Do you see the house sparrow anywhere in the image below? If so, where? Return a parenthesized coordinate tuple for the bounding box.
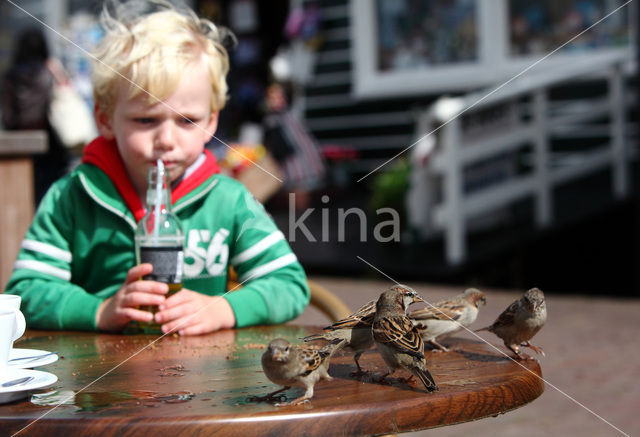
(256, 337, 346, 406)
(409, 288, 487, 352)
(372, 286, 438, 392)
(475, 287, 547, 360)
(302, 284, 424, 374)
(302, 299, 376, 374)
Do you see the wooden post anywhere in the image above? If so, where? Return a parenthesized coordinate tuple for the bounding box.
(533, 89, 551, 227)
(609, 63, 628, 198)
(0, 131, 47, 289)
(443, 119, 465, 265)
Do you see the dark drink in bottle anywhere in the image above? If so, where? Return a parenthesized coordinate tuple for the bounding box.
(129, 161, 184, 334)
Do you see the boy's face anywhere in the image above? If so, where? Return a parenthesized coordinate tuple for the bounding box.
(95, 59, 218, 197)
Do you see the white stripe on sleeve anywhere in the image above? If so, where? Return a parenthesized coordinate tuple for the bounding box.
(13, 259, 72, 281)
(238, 253, 298, 282)
(22, 239, 72, 263)
(230, 231, 285, 266)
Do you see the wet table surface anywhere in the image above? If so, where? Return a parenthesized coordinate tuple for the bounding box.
(2, 326, 544, 436)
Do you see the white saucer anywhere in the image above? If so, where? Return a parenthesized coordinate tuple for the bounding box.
(9, 348, 58, 369)
(0, 367, 58, 404)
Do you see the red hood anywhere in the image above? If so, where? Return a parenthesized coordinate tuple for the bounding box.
(82, 136, 220, 222)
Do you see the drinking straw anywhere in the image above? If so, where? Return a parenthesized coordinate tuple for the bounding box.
(153, 159, 164, 240)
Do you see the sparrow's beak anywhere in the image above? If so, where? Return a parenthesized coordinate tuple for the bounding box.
(271, 350, 283, 362)
(413, 294, 425, 304)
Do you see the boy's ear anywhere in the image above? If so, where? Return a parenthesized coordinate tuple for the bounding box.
(205, 111, 219, 140)
(94, 103, 115, 140)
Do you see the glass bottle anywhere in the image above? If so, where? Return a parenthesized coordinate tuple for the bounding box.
(130, 163, 184, 334)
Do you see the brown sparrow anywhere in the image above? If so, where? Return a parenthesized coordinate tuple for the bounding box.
(302, 299, 376, 374)
(409, 288, 487, 352)
(475, 287, 547, 360)
(372, 286, 438, 392)
(256, 337, 346, 406)
(302, 284, 424, 374)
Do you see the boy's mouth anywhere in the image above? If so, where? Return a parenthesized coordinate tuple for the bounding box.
(152, 160, 175, 168)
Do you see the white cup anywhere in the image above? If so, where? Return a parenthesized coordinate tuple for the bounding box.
(0, 295, 26, 368)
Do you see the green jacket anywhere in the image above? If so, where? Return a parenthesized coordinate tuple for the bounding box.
(6, 147, 309, 331)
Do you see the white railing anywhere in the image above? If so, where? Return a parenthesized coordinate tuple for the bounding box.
(408, 50, 635, 265)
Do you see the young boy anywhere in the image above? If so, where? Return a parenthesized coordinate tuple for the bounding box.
(4, 1, 309, 335)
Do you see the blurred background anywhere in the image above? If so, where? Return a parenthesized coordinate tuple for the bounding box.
(1, 2, 638, 435)
(0, 0, 638, 297)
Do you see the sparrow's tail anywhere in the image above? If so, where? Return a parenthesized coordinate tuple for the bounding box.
(414, 366, 438, 392)
(319, 338, 348, 359)
(301, 333, 328, 343)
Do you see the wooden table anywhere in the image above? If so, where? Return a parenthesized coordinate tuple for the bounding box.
(2, 326, 544, 436)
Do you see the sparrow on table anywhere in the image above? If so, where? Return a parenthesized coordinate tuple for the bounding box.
(372, 286, 438, 392)
(302, 299, 376, 374)
(256, 337, 346, 406)
(475, 287, 547, 360)
(303, 284, 424, 374)
(409, 288, 487, 352)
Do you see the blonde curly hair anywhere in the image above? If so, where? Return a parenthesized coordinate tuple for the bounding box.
(91, 0, 232, 115)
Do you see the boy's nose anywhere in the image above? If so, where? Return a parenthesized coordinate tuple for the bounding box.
(154, 122, 175, 150)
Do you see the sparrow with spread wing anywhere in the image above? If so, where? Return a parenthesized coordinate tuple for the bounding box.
(409, 288, 486, 352)
(475, 287, 546, 360)
(372, 286, 438, 392)
(302, 299, 376, 374)
(303, 284, 424, 374)
(255, 337, 346, 406)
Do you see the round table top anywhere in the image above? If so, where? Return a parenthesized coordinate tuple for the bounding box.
(2, 325, 544, 436)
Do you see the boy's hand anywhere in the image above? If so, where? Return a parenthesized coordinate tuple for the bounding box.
(154, 289, 236, 336)
(95, 263, 168, 332)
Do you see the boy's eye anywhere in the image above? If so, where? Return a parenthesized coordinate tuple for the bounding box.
(134, 118, 155, 124)
(181, 117, 196, 125)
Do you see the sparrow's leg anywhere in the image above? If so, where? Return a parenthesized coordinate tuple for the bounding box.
(522, 341, 545, 357)
(247, 386, 289, 403)
(397, 375, 416, 384)
(377, 369, 394, 383)
(506, 343, 525, 360)
(351, 351, 368, 375)
(277, 386, 313, 406)
(428, 340, 449, 352)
